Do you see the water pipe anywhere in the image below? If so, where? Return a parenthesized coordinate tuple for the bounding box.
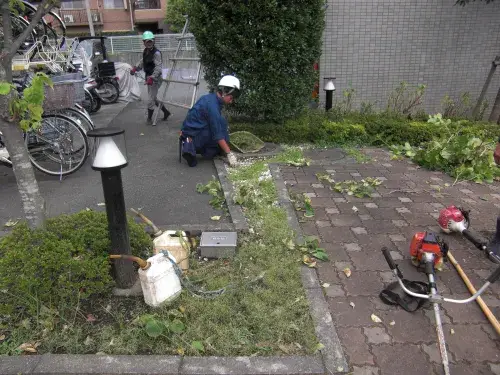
(109, 254, 151, 270)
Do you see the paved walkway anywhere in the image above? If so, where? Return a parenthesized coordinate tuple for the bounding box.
(284, 148, 500, 375)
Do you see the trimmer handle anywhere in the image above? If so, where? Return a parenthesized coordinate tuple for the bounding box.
(382, 247, 403, 278)
(462, 229, 486, 250)
(487, 266, 500, 283)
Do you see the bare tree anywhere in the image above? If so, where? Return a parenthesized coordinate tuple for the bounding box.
(0, 0, 57, 228)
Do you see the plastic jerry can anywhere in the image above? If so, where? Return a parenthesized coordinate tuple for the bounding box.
(153, 230, 190, 271)
(139, 252, 182, 307)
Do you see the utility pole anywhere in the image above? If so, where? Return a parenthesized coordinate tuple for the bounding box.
(85, 0, 95, 36)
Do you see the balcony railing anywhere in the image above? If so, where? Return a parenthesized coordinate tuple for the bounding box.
(134, 0, 161, 10)
(59, 9, 103, 26)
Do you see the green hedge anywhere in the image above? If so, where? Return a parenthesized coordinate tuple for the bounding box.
(0, 210, 152, 318)
(230, 110, 500, 147)
(189, 0, 325, 121)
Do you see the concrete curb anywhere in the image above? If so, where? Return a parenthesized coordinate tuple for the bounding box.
(269, 163, 349, 375)
(0, 162, 348, 375)
(213, 159, 249, 233)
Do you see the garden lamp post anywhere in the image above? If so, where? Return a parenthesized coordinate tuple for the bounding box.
(87, 127, 135, 289)
(324, 77, 336, 111)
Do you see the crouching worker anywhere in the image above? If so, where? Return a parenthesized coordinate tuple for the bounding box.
(180, 75, 240, 167)
(130, 31, 171, 125)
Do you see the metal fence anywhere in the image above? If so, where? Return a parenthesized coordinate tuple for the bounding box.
(103, 33, 198, 67)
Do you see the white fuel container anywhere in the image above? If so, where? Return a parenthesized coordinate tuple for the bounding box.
(139, 252, 182, 307)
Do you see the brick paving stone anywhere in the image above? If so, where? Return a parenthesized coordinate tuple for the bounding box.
(446, 363, 498, 375)
(396, 207, 411, 214)
(350, 366, 380, 375)
(344, 243, 361, 252)
(392, 219, 409, 227)
(317, 264, 340, 284)
(300, 222, 319, 237)
(304, 192, 316, 198)
(351, 227, 368, 235)
(331, 214, 362, 227)
(318, 226, 357, 243)
(359, 214, 373, 221)
(384, 309, 435, 343)
(324, 284, 346, 297)
(341, 271, 383, 296)
(398, 197, 413, 203)
(444, 324, 500, 363)
(348, 249, 392, 272)
(361, 220, 402, 234)
(363, 326, 391, 344)
(367, 207, 405, 220)
(337, 327, 375, 365)
(325, 207, 340, 214)
(333, 197, 347, 203)
(421, 342, 446, 364)
(491, 363, 500, 375)
(389, 234, 406, 242)
(310, 197, 336, 208)
(336, 202, 370, 214)
(295, 175, 318, 184)
(316, 220, 331, 228)
(329, 296, 377, 327)
(310, 208, 329, 221)
(322, 242, 351, 262)
(312, 183, 324, 188)
(443, 295, 491, 324)
(364, 202, 378, 208)
(371, 344, 432, 375)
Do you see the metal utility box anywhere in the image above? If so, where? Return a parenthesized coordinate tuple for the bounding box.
(199, 232, 237, 259)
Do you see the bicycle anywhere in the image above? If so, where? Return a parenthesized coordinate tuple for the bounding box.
(0, 74, 90, 177)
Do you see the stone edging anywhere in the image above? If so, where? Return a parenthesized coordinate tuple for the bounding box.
(0, 163, 348, 375)
(269, 163, 349, 375)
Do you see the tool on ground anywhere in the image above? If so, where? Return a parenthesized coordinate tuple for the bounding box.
(410, 231, 448, 271)
(382, 239, 500, 375)
(152, 16, 202, 126)
(446, 251, 500, 335)
(438, 205, 500, 263)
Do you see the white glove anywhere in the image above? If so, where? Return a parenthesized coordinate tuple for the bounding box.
(227, 152, 238, 166)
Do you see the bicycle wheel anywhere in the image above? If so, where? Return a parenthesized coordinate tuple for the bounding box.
(82, 89, 95, 114)
(26, 115, 88, 176)
(61, 107, 94, 133)
(97, 81, 119, 104)
(90, 90, 102, 113)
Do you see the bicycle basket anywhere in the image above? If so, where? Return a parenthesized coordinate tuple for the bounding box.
(43, 79, 85, 111)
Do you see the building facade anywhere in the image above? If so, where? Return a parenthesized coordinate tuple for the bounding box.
(50, 0, 167, 35)
(320, 0, 500, 117)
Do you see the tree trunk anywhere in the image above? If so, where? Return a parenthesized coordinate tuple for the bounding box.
(0, 1, 47, 228)
(489, 85, 500, 124)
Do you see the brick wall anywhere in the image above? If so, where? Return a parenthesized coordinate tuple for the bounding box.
(320, 0, 500, 117)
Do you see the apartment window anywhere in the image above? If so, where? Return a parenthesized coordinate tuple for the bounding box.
(61, 0, 85, 9)
(104, 0, 124, 8)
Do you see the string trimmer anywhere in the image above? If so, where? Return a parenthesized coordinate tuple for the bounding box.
(382, 232, 500, 375)
(438, 205, 500, 264)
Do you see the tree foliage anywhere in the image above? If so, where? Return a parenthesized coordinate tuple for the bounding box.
(188, 0, 325, 122)
(164, 0, 189, 32)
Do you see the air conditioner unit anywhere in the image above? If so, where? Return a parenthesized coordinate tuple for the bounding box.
(92, 13, 100, 22)
(63, 14, 74, 23)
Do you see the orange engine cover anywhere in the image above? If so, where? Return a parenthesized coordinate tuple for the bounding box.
(409, 232, 444, 270)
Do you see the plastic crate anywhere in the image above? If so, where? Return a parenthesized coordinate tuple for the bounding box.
(98, 62, 116, 77)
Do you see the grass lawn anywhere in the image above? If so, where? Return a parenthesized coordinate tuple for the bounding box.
(0, 148, 320, 357)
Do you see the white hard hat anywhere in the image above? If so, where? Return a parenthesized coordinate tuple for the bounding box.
(218, 75, 240, 91)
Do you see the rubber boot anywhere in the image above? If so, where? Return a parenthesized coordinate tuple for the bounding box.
(161, 105, 171, 121)
(147, 109, 154, 125)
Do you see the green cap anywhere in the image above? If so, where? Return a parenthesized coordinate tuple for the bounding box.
(142, 31, 154, 41)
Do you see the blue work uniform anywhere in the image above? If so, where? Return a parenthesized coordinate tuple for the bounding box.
(181, 93, 229, 159)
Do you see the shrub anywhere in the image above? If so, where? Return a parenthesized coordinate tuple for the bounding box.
(189, 0, 325, 121)
(0, 210, 152, 317)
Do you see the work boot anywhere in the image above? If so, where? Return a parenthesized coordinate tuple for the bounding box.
(161, 105, 171, 121)
(147, 109, 154, 125)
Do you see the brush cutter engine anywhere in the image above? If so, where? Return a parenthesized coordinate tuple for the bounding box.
(410, 232, 448, 271)
(438, 205, 470, 233)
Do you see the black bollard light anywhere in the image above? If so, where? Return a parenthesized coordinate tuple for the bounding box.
(324, 77, 336, 111)
(87, 127, 135, 289)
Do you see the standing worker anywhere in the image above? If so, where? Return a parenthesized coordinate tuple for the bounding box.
(130, 31, 171, 125)
(180, 75, 240, 167)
